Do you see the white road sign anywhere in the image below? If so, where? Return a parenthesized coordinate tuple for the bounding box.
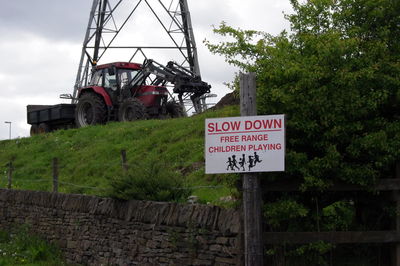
(205, 115, 285, 174)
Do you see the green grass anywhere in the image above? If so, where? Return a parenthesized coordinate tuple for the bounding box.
(0, 226, 66, 265)
(0, 106, 240, 205)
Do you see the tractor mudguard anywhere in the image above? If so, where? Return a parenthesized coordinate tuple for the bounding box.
(78, 86, 113, 106)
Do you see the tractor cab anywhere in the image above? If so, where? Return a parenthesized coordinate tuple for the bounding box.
(87, 62, 168, 111)
(90, 62, 141, 94)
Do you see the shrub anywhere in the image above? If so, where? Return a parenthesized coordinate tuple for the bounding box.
(108, 161, 191, 202)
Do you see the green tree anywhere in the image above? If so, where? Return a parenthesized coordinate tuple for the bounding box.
(206, 0, 400, 264)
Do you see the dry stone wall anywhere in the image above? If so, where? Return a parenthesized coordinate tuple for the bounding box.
(0, 189, 242, 265)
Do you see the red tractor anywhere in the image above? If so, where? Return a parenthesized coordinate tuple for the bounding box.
(27, 59, 211, 134)
(27, 0, 211, 135)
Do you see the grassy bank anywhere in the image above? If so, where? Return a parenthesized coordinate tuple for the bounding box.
(0, 106, 239, 204)
(0, 226, 66, 266)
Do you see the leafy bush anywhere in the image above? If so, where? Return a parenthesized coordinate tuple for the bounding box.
(264, 199, 308, 229)
(107, 161, 192, 202)
(321, 200, 355, 231)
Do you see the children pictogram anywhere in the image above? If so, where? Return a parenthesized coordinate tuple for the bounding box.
(253, 152, 262, 166)
(248, 155, 255, 171)
(231, 155, 240, 171)
(226, 156, 240, 171)
(226, 153, 263, 172)
(226, 157, 233, 171)
(238, 154, 246, 171)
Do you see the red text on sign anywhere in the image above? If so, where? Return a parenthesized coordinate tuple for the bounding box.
(220, 136, 239, 143)
(207, 121, 241, 133)
(207, 119, 282, 133)
(248, 143, 282, 151)
(208, 145, 246, 153)
(244, 119, 282, 130)
(241, 134, 268, 142)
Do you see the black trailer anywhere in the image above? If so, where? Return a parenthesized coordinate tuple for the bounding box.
(27, 104, 76, 135)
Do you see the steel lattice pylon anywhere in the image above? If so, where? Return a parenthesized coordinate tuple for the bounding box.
(72, 0, 205, 111)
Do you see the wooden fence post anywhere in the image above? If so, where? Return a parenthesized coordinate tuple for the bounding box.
(7, 162, 12, 189)
(240, 72, 264, 266)
(52, 158, 59, 193)
(121, 150, 128, 172)
(393, 162, 400, 266)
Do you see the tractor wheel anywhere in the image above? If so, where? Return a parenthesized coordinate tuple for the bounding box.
(118, 98, 146, 122)
(166, 101, 186, 118)
(75, 92, 107, 127)
(38, 123, 51, 134)
(30, 124, 39, 136)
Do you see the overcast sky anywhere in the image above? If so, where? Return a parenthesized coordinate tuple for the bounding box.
(0, 0, 293, 140)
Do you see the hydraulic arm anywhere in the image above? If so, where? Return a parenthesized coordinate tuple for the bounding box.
(130, 59, 211, 112)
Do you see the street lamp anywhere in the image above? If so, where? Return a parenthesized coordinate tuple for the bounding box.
(4, 121, 11, 140)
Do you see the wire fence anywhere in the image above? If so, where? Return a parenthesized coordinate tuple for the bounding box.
(2, 159, 108, 192)
(1, 150, 236, 204)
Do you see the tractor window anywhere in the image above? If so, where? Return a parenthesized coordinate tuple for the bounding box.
(118, 69, 139, 87)
(104, 71, 117, 91)
(91, 70, 103, 86)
